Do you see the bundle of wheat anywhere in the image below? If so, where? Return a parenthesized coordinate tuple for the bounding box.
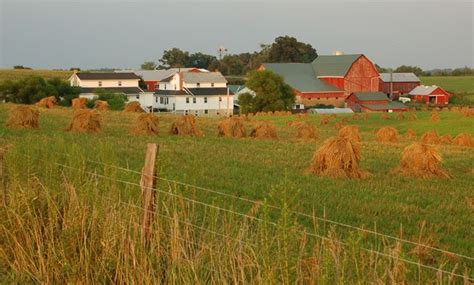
(297, 113, 309, 119)
(71, 98, 88, 109)
(338, 125, 360, 142)
(170, 115, 203, 137)
(274, 111, 292, 116)
(462, 108, 474, 117)
(320, 116, 330, 125)
(94, 100, 109, 111)
(395, 112, 404, 120)
(296, 122, 318, 140)
(363, 113, 369, 121)
(440, 134, 453, 144)
(250, 121, 277, 139)
(352, 113, 361, 120)
(124, 101, 145, 112)
(218, 117, 246, 138)
(376, 126, 399, 143)
(420, 131, 441, 145)
(408, 113, 418, 121)
(36, 96, 56, 108)
(306, 136, 369, 179)
(431, 111, 440, 122)
(287, 121, 304, 127)
(450, 106, 460, 113)
(405, 129, 417, 140)
(130, 113, 159, 135)
(452, 133, 474, 147)
(6, 105, 39, 129)
(67, 109, 101, 133)
(334, 122, 345, 130)
(393, 143, 449, 178)
(381, 113, 389, 120)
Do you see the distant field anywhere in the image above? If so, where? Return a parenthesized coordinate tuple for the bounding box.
(420, 76, 474, 94)
(0, 69, 73, 81)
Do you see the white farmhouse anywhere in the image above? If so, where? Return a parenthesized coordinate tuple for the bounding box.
(155, 71, 233, 116)
(69, 72, 144, 100)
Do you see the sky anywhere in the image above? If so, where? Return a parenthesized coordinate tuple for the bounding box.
(0, 0, 472, 70)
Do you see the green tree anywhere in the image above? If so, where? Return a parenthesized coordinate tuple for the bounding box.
(375, 64, 389, 73)
(244, 70, 295, 112)
(394, 65, 424, 76)
(187, 52, 218, 69)
(267, 36, 317, 63)
(237, 92, 255, 114)
(158, 48, 190, 68)
(141, 61, 157, 70)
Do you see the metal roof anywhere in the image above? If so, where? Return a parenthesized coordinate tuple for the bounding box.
(187, 87, 229, 96)
(380, 73, 420, 83)
(361, 101, 408, 110)
(312, 54, 362, 76)
(76, 72, 140, 80)
(116, 68, 209, 81)
(409, 85, 439, 96)
(80, 87, 143, 94)
(352, 92, 389, 101)
(262, 63, 343, 92)
(183, 72, 227, 84)
(311, 108, 354, 114)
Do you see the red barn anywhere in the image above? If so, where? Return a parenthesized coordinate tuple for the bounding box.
(408, 85, 451, 105)
(347, 92, 409, 112)
(379, 73, 421, 98)
(259, 54, 380, 108)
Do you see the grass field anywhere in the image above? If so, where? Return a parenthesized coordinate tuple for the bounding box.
(0, 69, 73, 81)
(0, 104, 473, 283)
(421, 76, 474, 103)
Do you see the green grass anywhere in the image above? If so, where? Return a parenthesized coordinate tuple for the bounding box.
(0, 69, 73, 81)
(420, 76, 474, 94)
(1, 105, 473, 282)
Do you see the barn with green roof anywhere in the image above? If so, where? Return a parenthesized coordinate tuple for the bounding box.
(258, 54, 381, 108)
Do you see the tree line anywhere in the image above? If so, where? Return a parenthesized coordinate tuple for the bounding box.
(376, 65, 474, 77)
(141, 36, 318, 76)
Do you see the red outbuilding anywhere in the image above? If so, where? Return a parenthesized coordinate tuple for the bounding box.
(346, 92, 409, 112)
(379, 73, 421, 98)
(408, 85, 451, 105)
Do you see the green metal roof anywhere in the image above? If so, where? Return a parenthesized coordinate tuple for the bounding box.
(388, 101, 408, 109)
(353, 92, 389, 101)
(312, 54, 362, 77)
(361, 101, 408, 110)
(262, 63, 343, 93)
(228, 85, 244, 94)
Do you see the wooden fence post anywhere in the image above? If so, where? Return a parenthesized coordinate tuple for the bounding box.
(141, 143, 159, 246)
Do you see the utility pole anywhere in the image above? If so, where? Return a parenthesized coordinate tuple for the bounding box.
(218, 46, 228, 60)
(389, 68, 393, 99)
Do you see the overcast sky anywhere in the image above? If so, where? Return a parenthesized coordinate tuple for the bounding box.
(0, 0, 472, 70)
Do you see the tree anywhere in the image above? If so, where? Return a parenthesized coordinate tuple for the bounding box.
(187, 52, 218, 69)
(267, 36, 317, 63)
(244, 70, 295, 113)
(237, 92, 255, 114)
(0, 76, 79, 105)
(158, 48, 190, 68)
(375, 64, 389, 73)
(141, 61, 157, 70)
(394, 65, 424, 76)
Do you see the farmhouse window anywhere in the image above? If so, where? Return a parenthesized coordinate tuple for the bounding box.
(219, 97, 222, 102)
(211, 83, 214, 87)
(186, 97, 189, 104)
(174, 84, 177, 90)
(193, 97, 196, 104)
(204, 109, 208, 114)
(196, 83, 201, 87)
(160, 97, 163, 104)
(204, 97, 207, 103)
(98, 81, 102, 87)
(118, 81, 122, 86)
